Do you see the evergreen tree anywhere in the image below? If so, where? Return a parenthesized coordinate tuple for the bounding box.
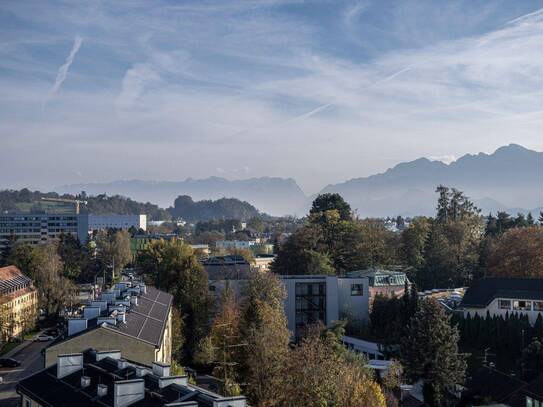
(401, 298, 466, 407)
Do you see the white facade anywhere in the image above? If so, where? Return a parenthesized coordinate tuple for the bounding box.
(463, 297, 543, 325)
(88, 214, 147, 231)
(215, 240, 255, 250)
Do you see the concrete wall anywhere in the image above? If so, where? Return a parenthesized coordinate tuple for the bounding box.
(88, 214, 147, 231)
(463, 297, 543, 325)
(337, 277, 370, 322)
(155, 307, 172, 364)
(45, 327, 157, 367)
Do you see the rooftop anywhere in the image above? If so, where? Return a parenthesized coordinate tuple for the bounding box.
(17, 349, 246, 407)
(0, 265, 34, 300)
(461, 277, 543, 308)
(63, 281, 173, 347)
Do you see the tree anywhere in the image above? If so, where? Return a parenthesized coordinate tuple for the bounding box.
(282, 323, 386, 407)
(137, 239, 212, 363)
(171, 307, 185, 363)
(309, 193, 352, 222)
(486, 227, 543, 278)
(96, 230, 132, 280)
(522, 338, 543, 381)
(57, 233, 84, 280)
(197, 285, 242, 396)
(401, 298, 466, 407)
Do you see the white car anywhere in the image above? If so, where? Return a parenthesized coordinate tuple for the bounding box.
(34, 334, 54, 342)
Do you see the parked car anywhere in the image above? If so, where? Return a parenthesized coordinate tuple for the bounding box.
(0, 358, 21, 368)
(44, 329, 59, 337)
(34, 334, 54, 342)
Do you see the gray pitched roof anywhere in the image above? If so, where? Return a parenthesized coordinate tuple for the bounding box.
(461, 277, 543, 308)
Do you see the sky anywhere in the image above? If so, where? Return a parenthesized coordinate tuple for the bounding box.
(2, 0, 543, 195)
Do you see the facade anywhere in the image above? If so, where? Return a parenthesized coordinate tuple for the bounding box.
(88, 214, 147, 232)
(202, 255, 252, 280)
(215, 240, 256, 250)
(208, 268, 407, 340)
(19, 348, 247, 407)
(45, 281, 173, 367)
(0, 212, 88, 250)
(461, 277, 543, 325)
(282, 270, 407, 339)
(253, 254, 275, 272)
(0, 265, 38, 341)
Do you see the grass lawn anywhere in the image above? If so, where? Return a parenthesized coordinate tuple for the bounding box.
(0, 342, 20, 356)
(24, 329, 40, 341)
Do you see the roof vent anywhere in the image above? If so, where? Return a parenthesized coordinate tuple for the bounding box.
(81, 376, 91, 388)
(117, 358, 128, 369)
(135, 366, 147, 377)
(97, 384, 108, 397)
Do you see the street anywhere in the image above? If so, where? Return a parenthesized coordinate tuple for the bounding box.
(0, 341, 49, 407)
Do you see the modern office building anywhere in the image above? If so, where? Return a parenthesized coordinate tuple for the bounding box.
(281, 269, 407, 339)
(0, 212, 88, 250)
(88, 214, 147, 232)
(461, 277, 543, 324)
(19, 348, 247, 407)
(45, 280, 173, 367)
(0, 265, 38, 341)
(208, 268, 408, 340)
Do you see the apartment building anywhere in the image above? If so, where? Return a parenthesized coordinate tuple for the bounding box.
(19, 349, 247, 407)
(0, 212, 88, 250)
(461, 277, 543, 324)
(45, 281, 173, 367)
(88, 214, 147, 232)
(0, 265, 38, 341)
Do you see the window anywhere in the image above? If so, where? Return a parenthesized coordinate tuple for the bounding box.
(513, 300, 531, 311)
(25, 399, 31, 407)
(499, 300, 511, 309)
(351, 284, 364, 296)
(534, 301, 543, 311)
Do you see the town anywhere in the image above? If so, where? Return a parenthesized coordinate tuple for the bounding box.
(0, 187, 542, 407)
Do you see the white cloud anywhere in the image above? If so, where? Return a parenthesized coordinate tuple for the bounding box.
(44, 35, 83, 105)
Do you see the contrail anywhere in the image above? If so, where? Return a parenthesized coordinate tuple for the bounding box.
(44, 35, 83, 105)
(506, 8, 543, 25)
(283, 103, 333, 124)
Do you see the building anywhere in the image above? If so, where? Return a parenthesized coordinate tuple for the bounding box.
(130, 234, 180, 260)
(88, 214, 147, 232)
(0, 265, 38, 341)
(215, 240, 255, 250)
(0, 212, 88, 250)
(281, 269, 407, 338)
(209, 268, 407, 340)
(190, 244, 210, 256)
(45, 281, 173, 367)
(202, 255, 251, 281)
(18, 348, 247, 407)
(461, 277, 543, 324)
(253, 254, 275, 272)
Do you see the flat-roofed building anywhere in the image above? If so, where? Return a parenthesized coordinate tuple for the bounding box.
(45, 282, 173, 367)
(0, 212, 88, 251)
(88, 214, 147, 231)
(0, 265, 38, 341)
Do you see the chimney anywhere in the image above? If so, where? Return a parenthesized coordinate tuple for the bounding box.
(158, 376, 188, 388)
(117, 312, 126, 324)
(114, 379, 145, 407)
(95, 350, 122, 362)
(97, 384, 108, 397)
(81, 376, 91, 388)
(135, 366, 148, 377)
(57, 353, 84, 379)
(152, 362, 170, 378)
(130, 296, 138, 306)
(117, 358, 128, 370)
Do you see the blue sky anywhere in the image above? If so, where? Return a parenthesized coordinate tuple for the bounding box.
(2, 0, 543, 194)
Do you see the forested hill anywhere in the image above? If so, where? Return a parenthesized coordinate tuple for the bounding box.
(0, 189, 170, 220)
(169, 195, 261, 222)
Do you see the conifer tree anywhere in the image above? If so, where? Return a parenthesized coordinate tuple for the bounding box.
(401, 298, 466, 407)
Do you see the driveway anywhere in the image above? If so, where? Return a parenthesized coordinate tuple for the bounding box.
(0, 340, 50, 406)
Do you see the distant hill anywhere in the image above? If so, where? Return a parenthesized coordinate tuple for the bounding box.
(169, 195, 260, 222)
(0, 189, 170, 220)
(320, 144, 543, 217)
(57, 177, 307, 216)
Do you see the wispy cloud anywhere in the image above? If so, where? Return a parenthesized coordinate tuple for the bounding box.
(44, 35, 83, 105)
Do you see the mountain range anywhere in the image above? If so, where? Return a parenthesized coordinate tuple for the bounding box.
(56, 144, 543, 217)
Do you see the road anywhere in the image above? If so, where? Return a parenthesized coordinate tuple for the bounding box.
(0, 340, 49, 407)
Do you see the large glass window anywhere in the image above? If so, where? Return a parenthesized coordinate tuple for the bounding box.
(513, 300, 531, 311)
(534, 301, 543, 311)
(295, 282, 326, 339)
(499, 300, 511, 310)
(351, 284, 364, 296)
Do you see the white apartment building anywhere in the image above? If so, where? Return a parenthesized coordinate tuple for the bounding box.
(215, 240, 255, 250)
(461, 277, 543, 325)
(88, 214, 147, 231)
